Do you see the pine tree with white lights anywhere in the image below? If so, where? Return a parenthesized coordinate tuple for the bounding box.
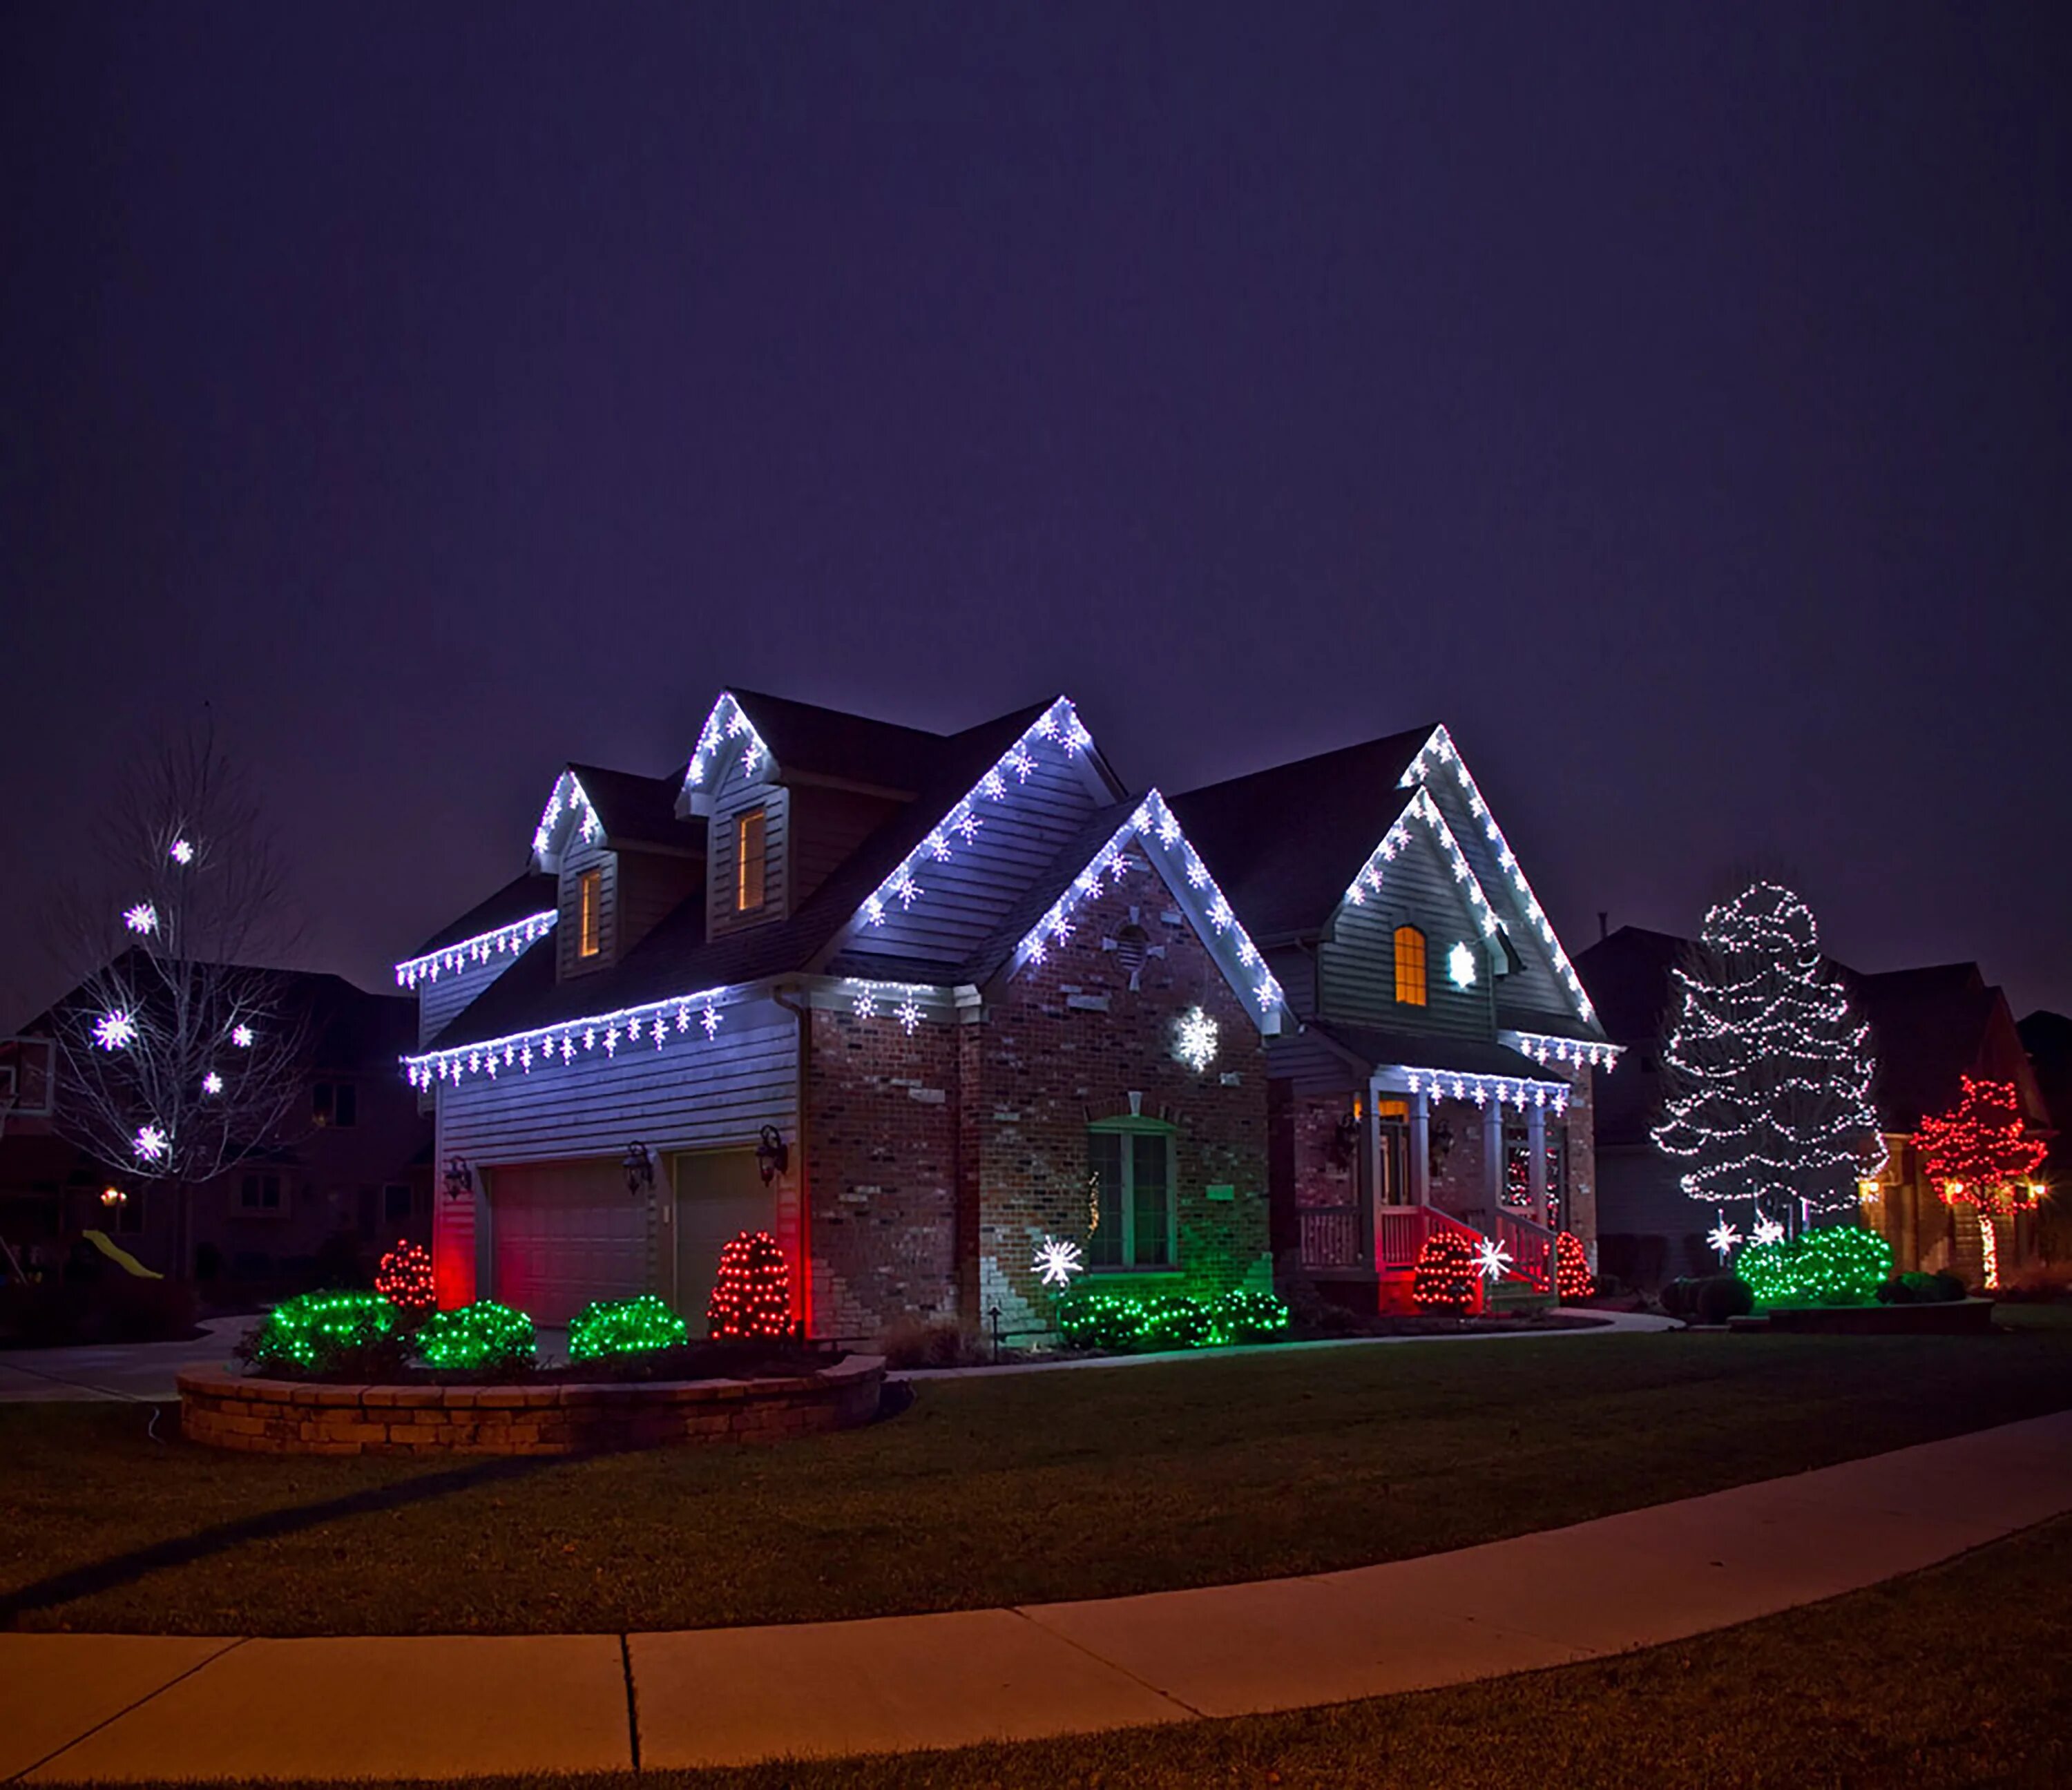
(1651, 881, 1884, 1236)
(45, 729, 307, 1277)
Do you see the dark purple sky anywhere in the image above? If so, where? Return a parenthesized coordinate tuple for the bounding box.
(5, 4, 2068, 1029)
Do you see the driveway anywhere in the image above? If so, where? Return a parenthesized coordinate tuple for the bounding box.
(0, 1317, 247, 1403)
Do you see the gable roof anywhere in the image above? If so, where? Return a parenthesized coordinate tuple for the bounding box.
(566, 764, 697, 853)
(726, 689, 943, 794)
(1305, 1021, 1571, 1088)
(1167, 728, 1434, 941)
(410, 871, 559, 959)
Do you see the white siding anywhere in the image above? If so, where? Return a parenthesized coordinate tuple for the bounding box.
(417, 945, 543, 1048)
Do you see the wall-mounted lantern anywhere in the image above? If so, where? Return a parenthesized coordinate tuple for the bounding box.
(442, 1156, 474, 1202)
(622, 1141, 656, 1199)
(755, 1124, 789, 1186)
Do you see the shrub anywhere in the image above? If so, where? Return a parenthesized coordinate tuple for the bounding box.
(414, 1300, 537, 1372)
(1411, 1229, 1480, 1314)
(1055, 1287, 1290, 1352)
(374, 1240, 436, 1317)
(1740, 1224, 1892, 1307)
(1695, 1275, 1754, 1325)
(706, 1231, 792, 1340)
(568, 1293, 688, 1359)
(879, 1317, 988, 1369)
(1553, 1231, 1594, 1301)
(1877, 1270, 1966, 1306)
(238, 1290, 405, 1377)
(1218, 1289, 1293, 1342)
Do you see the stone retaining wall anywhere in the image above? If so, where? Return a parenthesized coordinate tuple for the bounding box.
(177, 1356, 885, 1455)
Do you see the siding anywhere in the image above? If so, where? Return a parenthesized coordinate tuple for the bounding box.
(1315, 828, 1496, 1040)
(418, 945, 540, 1048)
(708, 769, 790, 938)
(1420, 774, 1577, 1022)
(556, 843, 618, 978)
(1265, 945, 1317, 1022)
(1265, 1028, 1366, 1095)
(843, 752, 1101, 970)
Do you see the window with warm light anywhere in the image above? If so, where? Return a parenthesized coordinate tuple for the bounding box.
(736, 809, 767, 912)
(1393, 925, 1428, 1005)
(578, 867, 602, 958)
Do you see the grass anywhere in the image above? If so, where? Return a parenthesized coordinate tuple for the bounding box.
(59, 1515, 2072, 1789)
(2, 1309, 2069, 1637)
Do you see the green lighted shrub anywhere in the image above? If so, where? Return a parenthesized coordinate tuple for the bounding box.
(568, 1293, 689, 1359)
(1056, 1288, 1291, 1353)
(414, 1300, 537, 1372)
(239, 1290, 403, 1376)
(1737, 1223, 1894, 1308)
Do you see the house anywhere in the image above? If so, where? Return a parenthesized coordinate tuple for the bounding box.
(1577, 925, 2053, 1288)
(406, 695, 1609, 1339)
(1170, 725, 1615, 1309)
(0, 973, 431, 1288)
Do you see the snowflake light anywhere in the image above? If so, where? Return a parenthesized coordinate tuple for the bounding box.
(1707, 1220, 1743, 1263)
(230, 1023, 255, 1048)
(894, 996, 923, 1034)
(124, 903, 159, 936)
(134, 1123, 169, 1162)
(1033, 1235, 1086, 1290)
(169, 838, 194, 865)
(93, 1010, 138, 1051)
(1752, 1216, 1787, 1247)
(1448, 941, 1477, 989)
(1474, 1238, 1513, 1282)
(1175, 1006, 1218, 1073)
(202, 1070, 224, 1095)
(700, 1002, 722, 1040)
(852, 986, 875, 1019)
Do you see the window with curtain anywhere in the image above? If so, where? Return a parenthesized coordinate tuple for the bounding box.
(1393, 925, 1427, 1005)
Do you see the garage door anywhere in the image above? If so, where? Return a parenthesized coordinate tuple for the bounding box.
(488, 1158, 649, 1327)
(671, 1149, 780, 1334)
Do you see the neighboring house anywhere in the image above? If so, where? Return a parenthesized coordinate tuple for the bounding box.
(0, 974, 431, 1287)
(1577, 927, 2053, 1288)
(407, 693, 1609, 1339)
(2013, 1009, 2072, 1266)
(1171, 726, 1615, 1309)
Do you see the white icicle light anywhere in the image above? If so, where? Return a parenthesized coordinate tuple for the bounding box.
(403, 985, 736, 1089)
(1502, 1030, 1622, 1072)
(395, 912, 558, 989)
(682, 692, 774, 796)
(1401, 1066, 1569, 1116)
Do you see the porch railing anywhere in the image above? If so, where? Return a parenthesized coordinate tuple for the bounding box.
(1298, 1205, 1363, 1270)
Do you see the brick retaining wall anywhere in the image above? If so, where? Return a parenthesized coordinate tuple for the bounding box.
(177, 1355, 885, 1455)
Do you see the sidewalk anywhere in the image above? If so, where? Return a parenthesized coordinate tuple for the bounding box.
(0, 1318, 249, 1405)
(5, 1409, 2067, 1782)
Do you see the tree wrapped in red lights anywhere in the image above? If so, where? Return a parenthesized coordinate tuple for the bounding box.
(1411, 1226, 1480, 1314)
(374, 1239, 436, 1317)
(706, 1229, 792, 1340)
(1916, 1077, 2047, 1290)
(1554, 1231, 1594, 1301)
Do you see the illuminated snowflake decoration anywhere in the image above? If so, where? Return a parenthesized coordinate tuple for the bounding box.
(701, 1003, 722, 1040)
(93, 1010, 138, 1052)
(1752, 1216, 1787, 1247)
(133, 1123, 169, 1162)
(123, 903, 159, 936)
(852, 986, 876, 1020)
(202, 1070, 224, 1095)
(954, 808, 982, 843)
(230, 1023, 255, 1048)
(1707, 1220, 1743, 1263)
(1033, 1235, 1086, 1289)
(894, 996, 924, 1034)
(1448, 941, 1477, 989)
(169, 838, 195, 865)
(1475, 1238, 1513, 1282)
(1175, 1006, 1218, 1073)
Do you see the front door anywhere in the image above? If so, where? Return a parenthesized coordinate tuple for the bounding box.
(670, 1148, 778, 1334)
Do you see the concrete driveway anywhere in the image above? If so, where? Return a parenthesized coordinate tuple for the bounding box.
(0, 1316, 248, 1403)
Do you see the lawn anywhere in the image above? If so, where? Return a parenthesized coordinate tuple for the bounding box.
(2, 1310, 2069, 1637)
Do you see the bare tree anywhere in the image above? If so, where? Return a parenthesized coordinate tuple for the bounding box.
(44, 726, 308, 1276)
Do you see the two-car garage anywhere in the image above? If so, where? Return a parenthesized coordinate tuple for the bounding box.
(483, 1151, 780, 1330)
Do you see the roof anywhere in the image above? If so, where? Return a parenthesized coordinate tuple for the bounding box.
(1303, 1021, 1570, 1086)
(1167, 727, 1435, 940)
(428, 700, 1053, 1050)
(412, 872, 559, 957)
(1573, 926, 1687, 1043)
(566, 764, 696, 852)
(949, 800, 1140, 990)
(728, 689, 946, 795)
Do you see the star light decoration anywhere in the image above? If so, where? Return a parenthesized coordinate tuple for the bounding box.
(1174, 1005, 1219, 1073)
(133, 1123, 169, 1162)
(168, 838, 194, 865)
(123, 903, 159, 936)
(1752, 1215, 1787, 1247)
(395, 912, 558, 989)
(1397, 726, 1596, 1026)
(93, 1010, 138, 1052)
(1474, 1237, 1514, 1282)
(1707, 1219, 1743, 1263)
(1033, 1234, 1086, 1290)
(202, 1070, 224, 1095)
(230, 1023, 255, 1048)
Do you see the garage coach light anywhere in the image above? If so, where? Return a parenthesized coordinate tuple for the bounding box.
(622, 1141, 656, 1199)
(442, 1157, 474, 1203)
(756, 1125, 789, 1187)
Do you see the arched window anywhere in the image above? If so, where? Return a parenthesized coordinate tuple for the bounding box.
(1393, 925, 1428, 1006)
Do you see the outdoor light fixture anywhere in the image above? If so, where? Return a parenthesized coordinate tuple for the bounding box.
(755, 1124, 789, 1186)
(100, 1186, 127, 1209)
(622, 1141, 656, 1199)
(442, 1156, 474, 1202)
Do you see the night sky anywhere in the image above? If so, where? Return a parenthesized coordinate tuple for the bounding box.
(4, 3, 2067, 1030)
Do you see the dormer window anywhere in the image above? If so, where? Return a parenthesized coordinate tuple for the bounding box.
(578, 868, 603, 958)
(1393, 925, 1427, 1006)
(736, 809, 767, 912)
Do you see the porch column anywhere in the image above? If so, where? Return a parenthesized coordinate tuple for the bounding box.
(1408, 1089, 1430, 1206)
(1481, 1096, 1504, 1227)
(1527, 1101, 1548, 1229)
(1363, 1078, 1384, 1267)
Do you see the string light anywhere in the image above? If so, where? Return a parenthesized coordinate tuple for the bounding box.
(1737, 1223, 1892, 1307)
(1056, 1288, 1288, 1351)
(530, 771, 604, 863)
(1502, 1031, 1622, 1072)
(706, 1231, 793, 1340)
(1412, 1229, 1481, 1313)
(569, 1293, 689, 1358)
(374, 1239, 437, 1313)
(682, 692, 774, 796)
(1652, 882, 1884, 1223)
(1916, 1077, 2045, 1291)
(1175, 1006, 1219, 1073)
(394, 912, 557, 989)
(1553, 1231, 1594, 1300)
(1033, 1235, 1086, 1289)
(403, 985, 733, 1088)
(414, 1300, 537, 1370)
(1397, 726, 1596, 1025)
(1401, 1067, 1569, 1115)
(124, 903, 158, 935)
(245, 1291, 400, 1371)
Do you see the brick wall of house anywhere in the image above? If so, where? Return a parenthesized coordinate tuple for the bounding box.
(970, 847, 1272, 1337)
(1560, 1061, 1598, 1260)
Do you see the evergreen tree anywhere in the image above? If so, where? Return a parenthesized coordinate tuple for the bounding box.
(1651, 881, 1883, 1235)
